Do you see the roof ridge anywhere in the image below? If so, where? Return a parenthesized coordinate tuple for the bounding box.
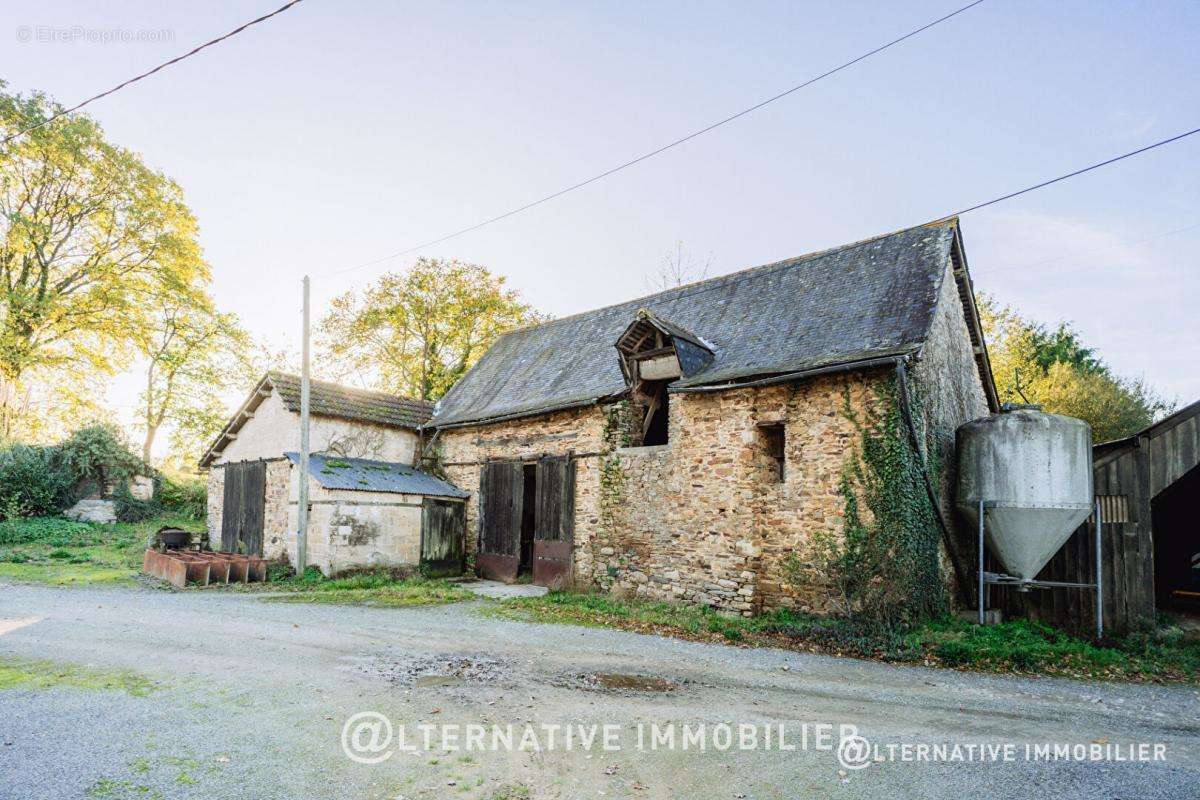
(499, 218, 959, 338)
(268, 371, 434, 407)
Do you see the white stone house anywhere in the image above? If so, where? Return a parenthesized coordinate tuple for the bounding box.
(200, 372, 467, 575)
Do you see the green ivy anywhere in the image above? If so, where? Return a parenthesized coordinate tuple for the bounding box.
(818, 379, 947, 634)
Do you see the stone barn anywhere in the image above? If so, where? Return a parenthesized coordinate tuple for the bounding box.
(428, 219, 999, 614)
(200, 372, 466, 575)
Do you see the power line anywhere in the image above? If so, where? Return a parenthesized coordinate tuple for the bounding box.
(323, 0, 988, 277)
(939, 125, 1200, 220)
(1, 0, 304, 146)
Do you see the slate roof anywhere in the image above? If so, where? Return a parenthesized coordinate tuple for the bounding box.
(433, 219, 973, 428)
(285, 453, 468, 498)
(268, 372, 433, 430)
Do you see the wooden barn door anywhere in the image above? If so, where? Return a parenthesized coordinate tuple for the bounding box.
(477, 461, 523, 581)
(220, 461, 266, 556)
(533, 455, 575, 588)
(421, 498, 464, 577)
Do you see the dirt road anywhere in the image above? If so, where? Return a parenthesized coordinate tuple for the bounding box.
(1, 583, 1197, 799)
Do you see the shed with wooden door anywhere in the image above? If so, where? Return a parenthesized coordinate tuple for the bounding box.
(997, 398, 1200, 634)
(285, 453, 467, 577)
(199, 372, 469, 576)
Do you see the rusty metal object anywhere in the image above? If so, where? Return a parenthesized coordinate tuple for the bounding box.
(476, 552, 519, 583)
(532, 539, 571, 588)
(142, 549, 267, 589)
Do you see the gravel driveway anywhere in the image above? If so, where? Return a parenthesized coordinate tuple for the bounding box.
(1, 583, 1197, 799)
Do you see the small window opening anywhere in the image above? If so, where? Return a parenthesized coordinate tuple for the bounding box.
(760, 424, 785, 482)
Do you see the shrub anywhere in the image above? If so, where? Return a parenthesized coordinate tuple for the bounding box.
(56, 425, 145, 490)
(157, 476, 206, 521)
(0, 445, 72, 518)
(113, 484, 161, 523)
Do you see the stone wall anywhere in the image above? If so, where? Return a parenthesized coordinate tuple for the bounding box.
(911, 258, 991, 594)
(440, 405, 608, 578)
(436, 259, 991, 617)
(438, 372, 889, 615)
(285, 475, 430, 576)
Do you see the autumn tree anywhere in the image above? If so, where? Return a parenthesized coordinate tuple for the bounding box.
(317, 258, 543, 401)
(979, 296, 1172, 442)
(137, 292, 253, 464)
(0, 84, 205, 438)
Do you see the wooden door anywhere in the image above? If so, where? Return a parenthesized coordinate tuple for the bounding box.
(477, 461, 523, 582)
(421, 498, 465, 577)
(533, 454, 575, 588)
(220, 460, 266, 556)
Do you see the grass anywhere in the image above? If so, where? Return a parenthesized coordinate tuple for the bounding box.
(0, 515, 200, 586)
(0, 654, 156, 696)
(486, 590, 1200, 683)
(257, 566, 474, 608)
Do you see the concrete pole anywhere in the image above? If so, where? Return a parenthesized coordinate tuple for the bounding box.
(296, 276, 311, 572)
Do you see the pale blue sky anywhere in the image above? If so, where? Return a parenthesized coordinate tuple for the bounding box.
(3, 1, 1198, 450)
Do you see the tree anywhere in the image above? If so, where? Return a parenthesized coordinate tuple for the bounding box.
(979, 295, 1173, 442)
(0, 84, 205, 438)
(137, 292, 253, 464)
(644, 241, 713, 292)
(317, 258, 543, 401)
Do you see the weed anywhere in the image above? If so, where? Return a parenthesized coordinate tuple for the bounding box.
(0, 655, 156, 696)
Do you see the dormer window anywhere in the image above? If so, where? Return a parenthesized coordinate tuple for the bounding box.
(614, 310, 714, 446)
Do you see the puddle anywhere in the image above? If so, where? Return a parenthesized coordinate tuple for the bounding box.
(357, 653, 507, 688)
(567, 672, 678, 693)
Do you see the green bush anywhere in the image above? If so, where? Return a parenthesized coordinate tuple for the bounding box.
(157, 477, 206, 521)
(56, 425, 145, 491)
(0, 444, 72, 518)
(112, 484, 161, 523)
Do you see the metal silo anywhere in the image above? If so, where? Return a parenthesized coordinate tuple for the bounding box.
(957, 406, 1103, 635)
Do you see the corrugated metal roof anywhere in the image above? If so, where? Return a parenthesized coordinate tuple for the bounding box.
(285, 453, 468, 498)
(432, 220, 959, 427)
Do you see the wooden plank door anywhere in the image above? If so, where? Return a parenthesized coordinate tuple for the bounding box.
(533, 454, 575, 588)
(220, 460, 266, 556)
(477, 461, 523, 582)
(421, 498, 464, 577)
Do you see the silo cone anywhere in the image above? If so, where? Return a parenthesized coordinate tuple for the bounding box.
(957, 407, 1093, 581)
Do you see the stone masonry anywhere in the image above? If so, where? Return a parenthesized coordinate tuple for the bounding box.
(438, 259, 988, 616)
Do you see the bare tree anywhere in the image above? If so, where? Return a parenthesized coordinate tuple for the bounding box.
(645, 241, 713, 292)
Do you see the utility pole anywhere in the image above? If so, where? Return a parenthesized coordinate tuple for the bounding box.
(296, 275, 311, 572)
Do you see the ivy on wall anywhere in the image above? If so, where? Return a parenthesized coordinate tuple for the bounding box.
(802, 379, 948, 632)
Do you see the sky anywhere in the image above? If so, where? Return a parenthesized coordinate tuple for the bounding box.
(2, 0, 1198, 457)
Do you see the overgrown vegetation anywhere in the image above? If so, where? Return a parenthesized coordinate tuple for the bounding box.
(0, 423, 206, 524)
(785, 381, 947, 642)
(488, 590, 1200, 683)
(0, 654, 156, 695)
(250, 565, 473, 608)
(0, 515, 199, 585)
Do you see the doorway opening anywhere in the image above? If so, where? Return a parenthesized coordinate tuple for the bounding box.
(519, 463, 537, 577)
(1152, 462, 1200, 612)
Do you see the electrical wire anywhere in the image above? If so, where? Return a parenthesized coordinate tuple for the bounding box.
(937, 126, 1200, 220)
(1, 0, 305, 146)
(322, 0, 989, 277)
